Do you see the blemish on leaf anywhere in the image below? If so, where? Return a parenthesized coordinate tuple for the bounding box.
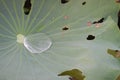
(61, 0, 70, 4)
(82, 1, 86, 5)
(69, 77, 77, 80)
(116, 75, 120, 80)
(95, 23, 101, 28)
(116, 0, 120, 3)
(23, 0, 32, 15)
(58, 69, 85, 80)
(64, 15, 69, 19)
(87, 21, 92, 26)
(117, 10, 120, 29)
(92, 18, 105, 24)
(62, 26, 69, 31)
(107, 49, 120, 58)
(87, 35, 95, 40)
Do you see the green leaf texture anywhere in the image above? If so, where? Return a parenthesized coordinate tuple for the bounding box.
(0, 0, 120, 80)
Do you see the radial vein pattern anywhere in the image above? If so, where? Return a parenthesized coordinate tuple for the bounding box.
(0, 0, 120, 80)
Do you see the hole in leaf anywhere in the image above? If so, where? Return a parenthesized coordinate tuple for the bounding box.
(117, 10, 120, 29)
(23, 0, 32, 15)
(62, 27, 69, 31)
(61, 0, 70, 4)
(82, 1, 86, 5)
(87, 35, 95, 40)
(92, 18, 105, 24)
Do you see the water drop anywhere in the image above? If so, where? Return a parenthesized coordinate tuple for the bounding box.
(24, 33, 52, 53)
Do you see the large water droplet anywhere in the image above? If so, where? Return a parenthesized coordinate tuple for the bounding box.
(24, 33, 52, 53)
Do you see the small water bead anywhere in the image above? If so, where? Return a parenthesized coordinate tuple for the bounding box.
(24, 33, 52, 53)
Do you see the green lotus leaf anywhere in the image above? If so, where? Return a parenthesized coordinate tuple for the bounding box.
(0, 0, 120, 80)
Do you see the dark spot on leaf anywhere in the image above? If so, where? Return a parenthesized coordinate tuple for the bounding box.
(61, 0, 69, 4)
(92, 21, 97, 24)
(58, 69, 85, 80)
(116, 0, 120, 3)
(98, 18, 104, 23)
(87, 35, 95, 40)
(107, 49, 120, 58)
(82, 1, 86, 5)
(62, 27, 69, 30)
(117, 10, 120, 29)
(92, 18, 105, 24)
(115, 50, 119, 52)
(23, 0, 32, 15)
